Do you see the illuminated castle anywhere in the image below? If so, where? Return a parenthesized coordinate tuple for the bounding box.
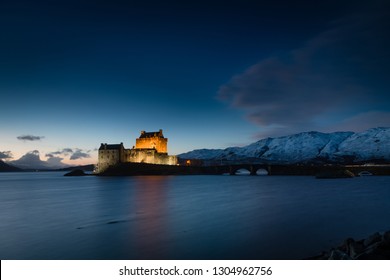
(96, 129, 177, 173)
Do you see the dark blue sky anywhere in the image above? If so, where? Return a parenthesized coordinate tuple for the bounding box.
(1, 0, 389, 165)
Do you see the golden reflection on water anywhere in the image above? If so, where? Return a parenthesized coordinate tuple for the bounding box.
(132, 176, 171, 258)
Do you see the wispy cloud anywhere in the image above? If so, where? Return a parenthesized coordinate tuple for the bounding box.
(70, 149, 91, 160)
(46, 148, 91, 160)
(327, 111, 390, 133)
(17, 135, 45, 141)
(0, 151, 13, 160)
(46, 148, 74, 158)
(218, 11, 390, 137)
(46, 156, 66, 167)
(62, 148, 74, 154)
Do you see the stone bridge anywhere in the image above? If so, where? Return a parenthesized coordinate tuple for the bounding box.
(211, 163, 390, 176)
(214, 164, 272, 175)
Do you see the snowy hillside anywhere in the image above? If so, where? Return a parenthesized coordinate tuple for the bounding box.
(336, 127, 390, 162)
(179, 127, 390, 164)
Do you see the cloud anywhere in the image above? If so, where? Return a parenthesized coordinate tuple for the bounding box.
(70, 149, 91, 160)
(0, 151, 13, 160)
(62, 148, 74, 154)
(326, 111, 390, 133)
(218, 11, 390, 137)
(46, 156, 67, 167)
(17, 135, 45, 141)
(46, 148, 74, 158)
(46, 147, 91, 161)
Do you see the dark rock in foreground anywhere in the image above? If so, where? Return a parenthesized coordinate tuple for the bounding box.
(308, 231, 390, 259)
(64, 169, 87, 176)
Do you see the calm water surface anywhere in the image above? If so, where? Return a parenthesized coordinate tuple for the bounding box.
(0, 172, 389, 259)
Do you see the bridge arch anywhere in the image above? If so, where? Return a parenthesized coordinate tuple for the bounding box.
(234, 168, 251, 175)
(255, 168, 269, 175)
(228, 164, 271, 175)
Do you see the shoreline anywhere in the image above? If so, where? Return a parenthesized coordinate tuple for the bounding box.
(93, 162, 390, 176)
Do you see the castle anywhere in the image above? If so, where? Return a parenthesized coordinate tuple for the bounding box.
(96, 129, 177, 173)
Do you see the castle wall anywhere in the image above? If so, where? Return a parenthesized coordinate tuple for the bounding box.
(125, 149, 177, 165)
(135, 137, 167, 153)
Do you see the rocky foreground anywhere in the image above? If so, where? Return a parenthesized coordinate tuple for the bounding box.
(309, 231, 390, 259)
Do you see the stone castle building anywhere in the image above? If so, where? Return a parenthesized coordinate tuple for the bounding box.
(96, 129, 177, 173)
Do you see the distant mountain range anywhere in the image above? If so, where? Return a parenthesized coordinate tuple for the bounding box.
(0, 160, 94, 172)
(179, 127, 390, 164)
(0, 160, 21, 172)
(8, 151, 69, 170)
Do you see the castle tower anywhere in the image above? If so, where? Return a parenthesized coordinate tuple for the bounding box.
(135, 129, 168, 154)
(97, 142, 125, 173)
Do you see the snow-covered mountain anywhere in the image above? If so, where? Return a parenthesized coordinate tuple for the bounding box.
(179, 127, 390, 164)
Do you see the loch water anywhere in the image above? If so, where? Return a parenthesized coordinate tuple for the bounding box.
(0, 172, 389, 260)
